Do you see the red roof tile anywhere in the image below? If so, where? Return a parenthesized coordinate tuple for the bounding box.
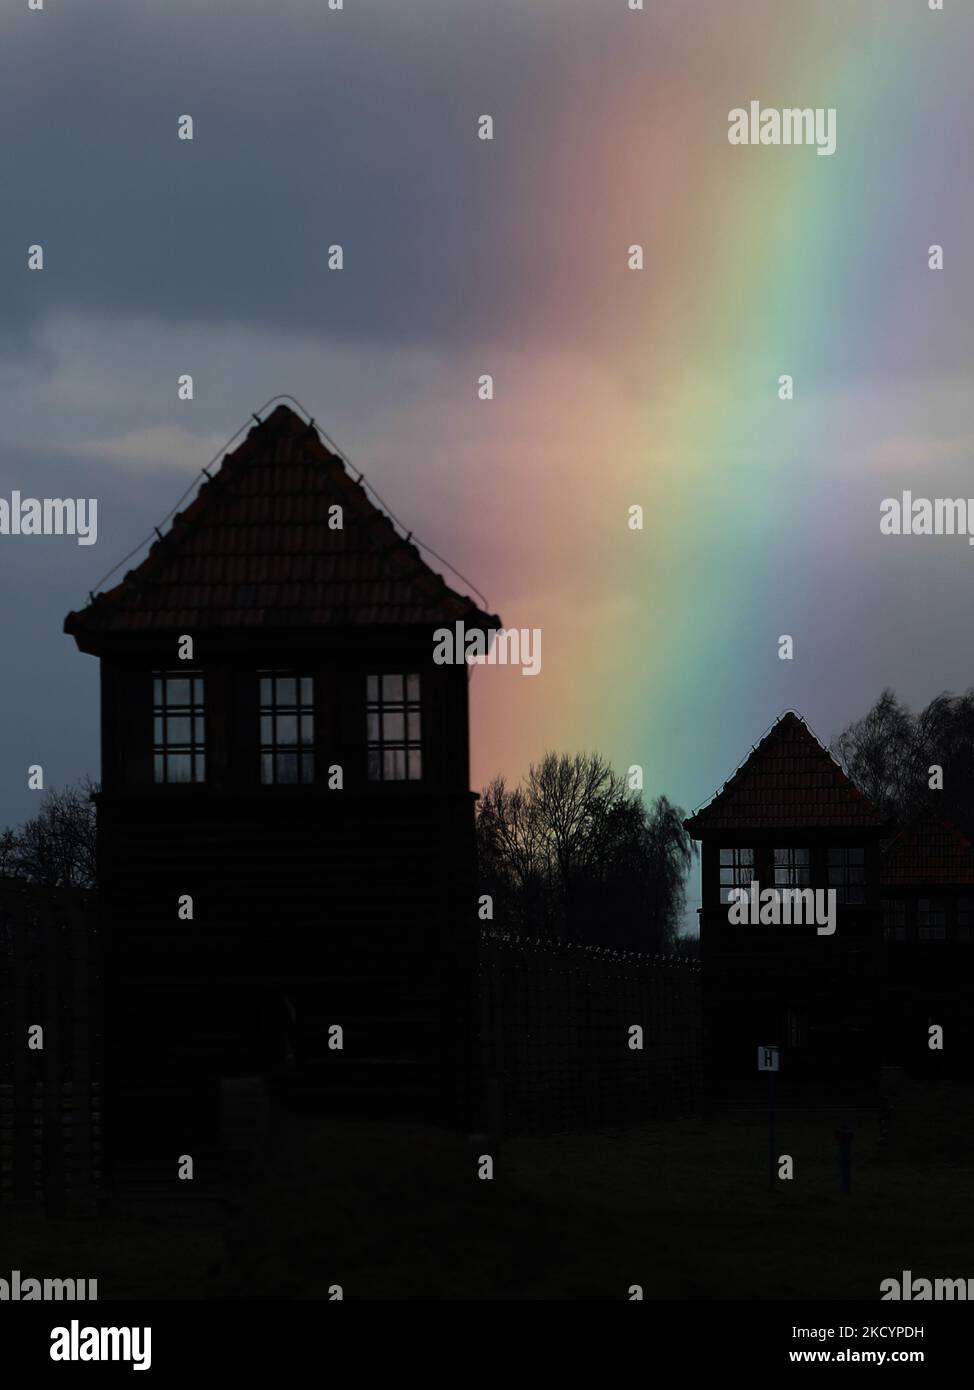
(684, 712, 887, 834)
(881, 811, 974, 885)
(65, 405, 498, 637)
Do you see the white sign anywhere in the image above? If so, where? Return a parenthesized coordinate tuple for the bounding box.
(757, 1045, 779, 1072)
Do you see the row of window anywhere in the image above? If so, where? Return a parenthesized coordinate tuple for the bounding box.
(152, 671, 423, 784)
(718, 847, 865, 904)
(882, 898, 973, 942)
(718, 850, 973, 939)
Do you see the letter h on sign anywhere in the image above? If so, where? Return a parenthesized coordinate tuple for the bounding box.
(757, 1045, 779, 1072)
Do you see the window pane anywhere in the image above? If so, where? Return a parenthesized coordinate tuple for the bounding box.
(384, 748, 404, 780)
(154, 754, 165, 783)
(300, 677, 313, 705)
(277, 753, 298, 784)
(408, 749, 422, 780)
(277, 677, 297, 705)
(383, 711, 404, 741)
(167, 679, 191, 706)
(406, 674, 420, 701)
(407, 711, 421, 741)
(193, 753, 205, 782)
(367, 675, 378, 702)
(277, 714, 298, 745)
(849, 848, 864, 863)
(168, 754, 191, 783)
(261, 753, 275, 785)
(153, 678, 162, 704)
(260, 677, 272, 705)
(300, 714, 314, 745)
(154, 717, 164, 744)
(367, 712, 380, 742)
(166, 716, 191, 744)
(382, 674, 403, 701)
(719, 849, 733, 865)
(261, 716, 273, 745)
(300, 755, 315, 784)
(194, 716, 205, 744)
(367, 749, 382, 781)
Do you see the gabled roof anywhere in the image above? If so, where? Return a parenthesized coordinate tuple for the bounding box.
(881, 809, 974, 886)
(65, 404, 498, 640)
(684, 712, 887, 835)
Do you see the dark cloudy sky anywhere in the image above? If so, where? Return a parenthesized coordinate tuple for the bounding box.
(1, 0, 972, 852)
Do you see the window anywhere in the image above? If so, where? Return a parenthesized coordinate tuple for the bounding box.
(774, 848, 810, 888)
(918, 898, 946, 941)
(882, 898, 907, 942)
(260, 673, 314, 784)
(827, 846, 865, 904)
(785, 1008, 802, 1048)
(153, 673, 205, 783)
(719, 847, 754, 904)
(957, 898, 974, 942)
(367, 674, 421, 781)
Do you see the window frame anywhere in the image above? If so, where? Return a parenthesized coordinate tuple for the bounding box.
(366, 673, 422, 782)
(153, 671, 206, 785)
(718, 847, 755, 905)
(827, 846, 866, 905)
(258, 671, 315, 786)
(917, 897, 947, 941)
(773, 847, 811, 889)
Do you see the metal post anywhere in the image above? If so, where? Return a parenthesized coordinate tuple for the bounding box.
(768, 1066, 776, 1190)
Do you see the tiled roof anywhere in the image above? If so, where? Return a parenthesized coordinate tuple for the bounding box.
(881, 811, 974, 885)
(65, 404, 498, 636)
(684, 712, 887, 835)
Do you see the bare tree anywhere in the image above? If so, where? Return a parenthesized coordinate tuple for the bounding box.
(5, 779, 98, 891)
(0, 828, 19, 879)
(833, 689, 974, 836)
(477, 752, 695, 952)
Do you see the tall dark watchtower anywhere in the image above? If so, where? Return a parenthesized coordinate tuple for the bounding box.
(65, 404, 499, 1160)
(685, 712, 889, 1103)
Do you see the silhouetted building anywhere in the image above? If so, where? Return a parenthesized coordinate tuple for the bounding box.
(879, 808, 974, 1075)
(686, 712, 888, 1101)
(64, 404, 499, 1161)
(686, 712, 974, 1099)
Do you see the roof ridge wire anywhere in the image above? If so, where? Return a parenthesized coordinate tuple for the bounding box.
(687, 713, 787, 819)
(84, 393, 493, 615)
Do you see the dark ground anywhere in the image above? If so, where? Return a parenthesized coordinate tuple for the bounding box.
(4, 1080, 972, 1299)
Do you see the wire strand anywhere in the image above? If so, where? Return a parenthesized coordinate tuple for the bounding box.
(86, 393, 493, 613)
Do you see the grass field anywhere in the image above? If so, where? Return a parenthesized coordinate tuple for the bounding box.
(4, 1079, 973, 1299)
